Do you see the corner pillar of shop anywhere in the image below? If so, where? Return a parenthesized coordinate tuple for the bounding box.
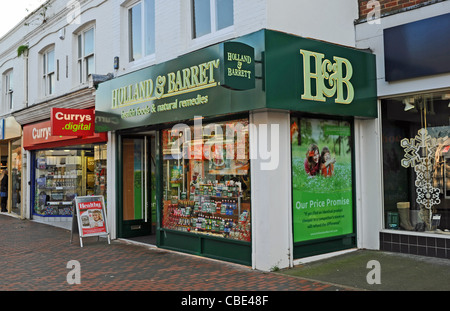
(250, 110, 293, 271)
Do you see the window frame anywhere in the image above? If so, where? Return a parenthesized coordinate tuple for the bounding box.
(128, 0, 156, 63)
(160, 116, 252, 242)
(290, 114, 356, 244)
(77, 26, 95, 84)
(42, 47, 56, 96)
(191, 0, 234, 40)
(4, 69, 13, 111)
(380, 91, 450, 233)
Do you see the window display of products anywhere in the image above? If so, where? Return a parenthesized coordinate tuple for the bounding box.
(11, 139, 22, 216)
(161, 118, 251, 241)
(382, 91, 450, 233)
(33, 145, 107, 217)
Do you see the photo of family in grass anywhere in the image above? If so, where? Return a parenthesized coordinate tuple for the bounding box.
(303, 144, 336, 177)
(291, 117, 354, 243)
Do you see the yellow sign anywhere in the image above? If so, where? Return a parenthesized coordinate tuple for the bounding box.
(300, 49, 354, 104)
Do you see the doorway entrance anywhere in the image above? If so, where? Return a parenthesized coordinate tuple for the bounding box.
(119, 133, 157, 243)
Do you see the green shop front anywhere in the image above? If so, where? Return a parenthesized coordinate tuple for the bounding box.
(95, 29, 376, 269)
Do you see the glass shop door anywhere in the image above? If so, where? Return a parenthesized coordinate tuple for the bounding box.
(119, 135, 154, 238)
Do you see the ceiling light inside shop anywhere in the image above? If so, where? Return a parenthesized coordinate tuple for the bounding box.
(403, 98, 416, 112)
(442, 94, 450, 107)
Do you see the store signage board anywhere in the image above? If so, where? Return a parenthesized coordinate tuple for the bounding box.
(94, 31, 265, 132)
(221, 42, 255, 90)
(384, 12, 450, 81)
(23, 120, 69, 146)
(94, 30, 377, 132)
(51, 108, 95, 137)
(0, 119, 4, 140)
(71, 195, 110, 247)
(23, 120, 107, 150)
(264, 30, 377, 118)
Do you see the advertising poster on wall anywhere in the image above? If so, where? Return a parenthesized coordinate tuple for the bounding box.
(291, 117, 354, 243)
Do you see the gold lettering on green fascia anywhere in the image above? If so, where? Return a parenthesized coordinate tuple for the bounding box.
(226, 52, 252, 80)
(112, 79, 154, 109)
(167, 59, 220, 94)
(112, 59, 220, 109)
(227, 68, 252, 79)
(300, 49, 354, 105)
(120, 94, 209, 119)
(227, 52, 252, 64)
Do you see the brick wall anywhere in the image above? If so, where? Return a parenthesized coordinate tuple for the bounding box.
(358, 0, 446, 21)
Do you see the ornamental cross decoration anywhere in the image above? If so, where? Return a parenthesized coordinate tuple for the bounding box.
(400, 128, 440, 210)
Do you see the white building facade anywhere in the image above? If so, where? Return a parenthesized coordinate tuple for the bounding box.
(0, 0, 421, 271)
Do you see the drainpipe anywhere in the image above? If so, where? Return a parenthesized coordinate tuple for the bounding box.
(23, 47, 29, 108)
(21, 46, 29, 219)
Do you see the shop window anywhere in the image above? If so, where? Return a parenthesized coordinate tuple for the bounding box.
(77, 27, 95, 83)
(42, 48, 55, 96)
(0, 141, 8, 213)
(382, 91, 450, 234)
(3, 69, 13, 110)
(161, 118, 251, 241)
(11, 138, 22, 216)
(192, 0, 234, 39)
(291, 117, 354, 243)
(33, 145, 107, 217)
(128, 0, 155, 62)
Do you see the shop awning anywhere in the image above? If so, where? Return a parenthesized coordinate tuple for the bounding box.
(0, 116, 22, 141)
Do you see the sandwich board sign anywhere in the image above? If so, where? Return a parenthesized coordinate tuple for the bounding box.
(71, 195, 110, 247)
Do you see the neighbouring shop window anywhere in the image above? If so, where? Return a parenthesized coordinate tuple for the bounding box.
(128, 0, 155, 61)
(34, 145, 107, 217)
(162, 118, 251, 241)
(11, 138, 22, 216)
(192, 0, 234, 39)
(291, 117, 354, 243)
(94, 144, 107, 201)
(0, 142, 8, 213)
(382, 91, 450, 234)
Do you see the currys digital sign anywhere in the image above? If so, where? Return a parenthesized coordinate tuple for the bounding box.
(51, 108, 95, 137)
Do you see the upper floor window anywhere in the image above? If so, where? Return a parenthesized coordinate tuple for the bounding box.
(77, 27, 95, 83)
(42, 48, 55, 96)
(128, 0, 155, 62)
(3, 70, 13, 110)
(192, 0, 233, 39)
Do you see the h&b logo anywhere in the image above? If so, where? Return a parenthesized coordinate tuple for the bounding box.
(300, 49, 354, 105)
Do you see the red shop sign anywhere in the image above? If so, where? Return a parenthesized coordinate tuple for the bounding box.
(51, 108, 95, 137)
(23, 120, 107, 150)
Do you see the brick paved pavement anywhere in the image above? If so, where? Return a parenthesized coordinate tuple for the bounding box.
(0, 215, 354, 294)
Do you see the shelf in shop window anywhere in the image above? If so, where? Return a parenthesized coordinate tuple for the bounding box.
(38, 186, 77, 190)
(45, 175, 80, 179)
(38, 164, 80, 168)
(208, 195, 241, 199)
(47, 201, 73, 205)
(193, 211, 238, 218)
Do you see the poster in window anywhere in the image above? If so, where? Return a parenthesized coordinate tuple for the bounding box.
(291, 118, 354, 243)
